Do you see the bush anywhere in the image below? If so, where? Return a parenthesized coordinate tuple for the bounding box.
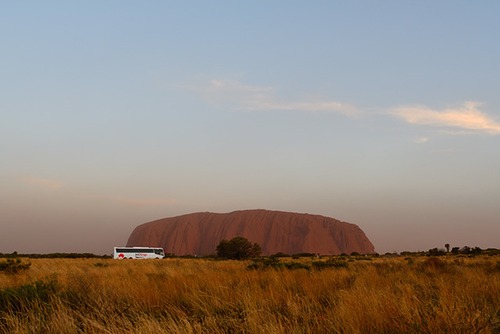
(0, 277, 58, 313)
(0, 258, 31, 274)
(427, 248, 446, 256)
(271, 252, 289, 258)
(291, 252, 317, 258)
(283, 262, 311, 271)
(247, 257, 280, 270)
(312, 258, 348, 270)
(216, 237, 262, 260)
(247, 257, 310, 271)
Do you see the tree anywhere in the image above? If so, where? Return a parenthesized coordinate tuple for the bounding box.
(216, 236, 262, 260)
(428, 248, 446, 256)
(445, 243, 450, 253)
(460, 246, 471, 254)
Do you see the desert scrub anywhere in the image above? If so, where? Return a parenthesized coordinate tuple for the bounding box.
(0, 256, 497, 333)
(311, 257, 348, 270)
(0, 277, 58, 312)
(247, 257, 311, 270)
(0, 258, 31, 274)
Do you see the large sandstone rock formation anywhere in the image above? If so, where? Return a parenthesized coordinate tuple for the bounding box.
(126, 209, 375, 256)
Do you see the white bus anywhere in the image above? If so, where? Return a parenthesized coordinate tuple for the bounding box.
(113, 247, 165, 259)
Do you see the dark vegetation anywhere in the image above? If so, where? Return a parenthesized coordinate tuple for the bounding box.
(1, 243, 498, 260)
(216, 236, 262, 260)
(396, 246, 499, 257)
(0, 258, 31, 274)
(247, 256, 349, 271)
(0, 277, 58, 314)
(0, 252, 110, 259)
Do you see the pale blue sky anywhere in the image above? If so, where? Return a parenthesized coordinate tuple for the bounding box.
(1, 2, 499, 254)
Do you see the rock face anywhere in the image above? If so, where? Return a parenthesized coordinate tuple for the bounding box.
(126, 209, 375, 256)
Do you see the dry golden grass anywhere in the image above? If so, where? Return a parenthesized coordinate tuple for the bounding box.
(0, 255, 498, 333)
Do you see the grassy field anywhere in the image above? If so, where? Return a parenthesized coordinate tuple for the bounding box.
(0, 255, 498, 333)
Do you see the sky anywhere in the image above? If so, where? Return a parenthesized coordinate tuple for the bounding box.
(1, 1, 499, 255)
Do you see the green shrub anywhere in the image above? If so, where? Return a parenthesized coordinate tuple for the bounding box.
(0, 258, 31, 274)
(0, 277, 58, 313)
(247, 257, 310, 271)
(312, 259, 348, 270)
(283, 262, 310, 271)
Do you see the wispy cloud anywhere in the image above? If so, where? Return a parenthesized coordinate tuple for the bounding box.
(192, 80, 499, 135)
(392, 102, 500, 135)
(198, 79, 359, 116)
(23, 176, 63, 190)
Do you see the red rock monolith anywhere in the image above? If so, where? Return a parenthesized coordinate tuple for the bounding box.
(126, 209, 375, 256)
